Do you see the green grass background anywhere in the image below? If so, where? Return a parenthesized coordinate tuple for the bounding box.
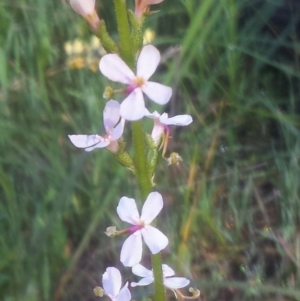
(1, 0, 300, 300)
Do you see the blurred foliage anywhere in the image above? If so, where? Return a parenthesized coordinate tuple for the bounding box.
(1, 0, 300, 301)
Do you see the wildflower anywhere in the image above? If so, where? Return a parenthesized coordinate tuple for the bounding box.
(145, 109, 193, 145)
(135, 0, 164, 19)
(69, 0, 100, 30)
(94, 267, 131, 301)
(145, 109, 192, 159)
(99, 45, 172, 121)
(68, 100, 124, 153)
(131, 263, 190, 289)
(116, 192, 168, 267)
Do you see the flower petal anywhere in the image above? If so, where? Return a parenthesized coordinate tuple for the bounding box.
(160, 114, 193, 126)
(115, 283, 131, 301)
(162, 264, 175, 277)
(85, 141, 110, 151)
(132, 264, 153, 278)
(102, 267, 122, 298)
(68, 134, 101, 148)
(131, 277, 154, 287)
(142, 225, 168, 254)
(141, 192, 163, 224)
(121, 233, 143, 267)
(137, 45, 160, 80)
(164, 277, 190, 289)
(70, 0, 95, 17)
(120, 89, 145, 121)
(117, 197, 140, 224)
(145, 0, 164, 4)
(103, 100, 121, 131)
(142, 81, 172, 105)
(111, 118, 125, 141)
(99, 54, 134, 84)
(151, 120, 164, 144)
(143, 109, 159, 118)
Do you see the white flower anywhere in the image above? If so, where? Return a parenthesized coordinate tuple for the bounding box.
(99, 45, 172, 121)
(102, 267, 131, 301)
(117, 192, 169, 267)
(144, 109, 192, 144)
(131, 264, 190, 289)
(68, 100, 124, 153)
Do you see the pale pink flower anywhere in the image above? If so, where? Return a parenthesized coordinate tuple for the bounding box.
(131, 263, 190, 289)
(145, 109, 193, 145)
(117, 192, 168, 267)
(68, 100, 124, 153)
(99, 45, 172, 121)
(102, 267, 131, 301)
(69, 0, 100, 30)
(135, 0, 164, 18)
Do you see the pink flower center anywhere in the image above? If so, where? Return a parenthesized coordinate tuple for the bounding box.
(125, 77, 145, 93)
(129, 222, 145, 233)
(103, 131, 113, 142)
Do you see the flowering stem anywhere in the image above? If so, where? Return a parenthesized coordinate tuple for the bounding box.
(131, 121, 166, 301)
(131, 121, 152, 200)
(131, 120, 166, 301)
(113, 0, 134, 67)
(152, 253, 166, 301)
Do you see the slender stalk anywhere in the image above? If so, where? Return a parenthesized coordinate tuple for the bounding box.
(152, 253, 166, 301)
(131, 118, 166, 301)
(131, 121, 152, 200)
(113, 0, 134, 67)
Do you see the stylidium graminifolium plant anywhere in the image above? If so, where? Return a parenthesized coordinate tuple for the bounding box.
(67, 1, 200, 301)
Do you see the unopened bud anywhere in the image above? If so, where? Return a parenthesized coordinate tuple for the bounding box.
(103, 86, 114, 99)
(105, 226, 117, 237)
(167, 152, 182, 165)
(189, 287, 201, 298)
(172, 287, 200, 300)
(93, 286, 104, 297)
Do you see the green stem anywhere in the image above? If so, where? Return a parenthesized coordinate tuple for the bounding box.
(152, 253, 166, 301)
(131, 121, 151, 200)
(131, 121, 166, 301)
(113, 0, 134, 67)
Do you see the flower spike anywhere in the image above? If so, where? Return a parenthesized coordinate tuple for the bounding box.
(116, 192, 169, 267)
(99, 45, 172, 121)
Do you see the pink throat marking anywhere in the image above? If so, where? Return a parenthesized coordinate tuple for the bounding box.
(125, 77, 145, 94)
(130, 224, 144, 233)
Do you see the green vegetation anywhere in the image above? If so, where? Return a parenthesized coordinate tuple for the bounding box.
(1, 0, 300, 300)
